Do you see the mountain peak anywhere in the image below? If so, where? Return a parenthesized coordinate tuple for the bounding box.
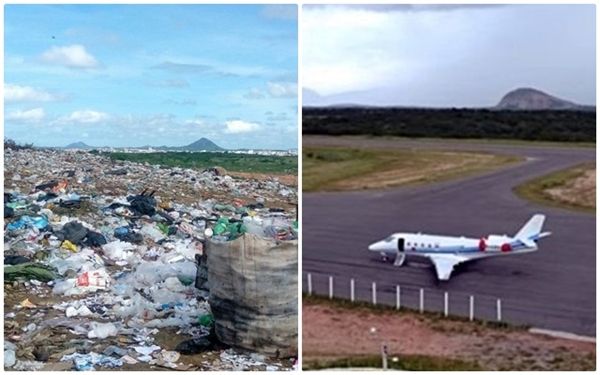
(65, 141, 91, 149)
(496, 87, 580, 110)
(182, 137, 224, 151)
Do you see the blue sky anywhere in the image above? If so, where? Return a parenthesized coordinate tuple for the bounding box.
(304, 4, 595, 107)
(5, 5, 298, 149)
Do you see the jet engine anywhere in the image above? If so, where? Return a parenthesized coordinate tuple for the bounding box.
(479, 235, 513, 252)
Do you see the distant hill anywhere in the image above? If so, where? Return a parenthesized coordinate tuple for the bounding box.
(65, 141, 92, 149)
(62, 137, 225, 151)
(179, 137, 224, 151)
(495, 88, 593, 111)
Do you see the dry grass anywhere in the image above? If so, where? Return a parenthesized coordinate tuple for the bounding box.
(303, 147, 520, 192)
(515, 163, 595, 212)
(545, 168, 595, 208)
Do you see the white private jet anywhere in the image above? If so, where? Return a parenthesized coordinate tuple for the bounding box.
(368, 214, 551, 281)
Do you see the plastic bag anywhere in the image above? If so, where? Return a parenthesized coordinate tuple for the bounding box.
(87, 322, 118, 339)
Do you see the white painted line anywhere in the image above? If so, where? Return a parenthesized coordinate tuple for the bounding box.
(329, 276, 333, 299)
(308, 273, 312, 296)
(529, 328, 596, 343)
(350, 278, 355, 302)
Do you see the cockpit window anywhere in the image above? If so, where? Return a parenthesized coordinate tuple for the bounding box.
(384, 236, 394, 242)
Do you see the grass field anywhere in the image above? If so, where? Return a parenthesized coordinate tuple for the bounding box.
(514, 162, 596, 213)
(304, 354, 483, 371)
(376, 135, 596, 149)
(303, 146, 521, 192)
(106, 152, 297, 175)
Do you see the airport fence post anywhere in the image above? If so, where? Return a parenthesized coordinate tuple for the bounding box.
(419, 288, 424, 313)
(469, 295, 474, 321)
(307, 273, 312, 296)
(328, 276, 333, 299)
(350, 278, 355, 302)
(396, 285, 401, 310)
(497, 299, 502, 321)
(444, 292, 448, 317)
(372, 282, 377, 305)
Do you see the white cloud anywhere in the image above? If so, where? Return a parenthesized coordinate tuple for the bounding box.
(303, 6, 490, 96)
(185, 118, 205, 127)
(267, 82, 297, 98)
(244, 82, 297, 100)
(303, 5, 596, 106)
(66, 110, 109, 124)
(5, 84, 59, 102)
(244, 88, 267, 100)
(224, 120, 261, 134)
(40, 44, 100, 69)
(6, 108, 46, 123)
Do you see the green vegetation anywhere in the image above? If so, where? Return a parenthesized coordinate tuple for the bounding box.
(105, 151, 297, 174)
(303, 146, 521, 192)
(303, 354, 483, 371)
(375, 135, 596, 149)
(4, 138, 34, 150)
(514, 163, 595, 213)
(303, 107, 596, 142)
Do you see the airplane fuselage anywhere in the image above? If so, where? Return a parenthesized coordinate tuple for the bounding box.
(368, 215, 550, 280)
(369, 233, 538, 259)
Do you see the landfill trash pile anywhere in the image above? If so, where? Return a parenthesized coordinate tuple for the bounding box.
(4, 148, 298, 371)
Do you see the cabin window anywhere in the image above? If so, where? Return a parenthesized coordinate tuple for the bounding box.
(421, 243, 424, 247)
(406, 242, 411, 246)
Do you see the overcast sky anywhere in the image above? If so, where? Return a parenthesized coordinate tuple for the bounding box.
(5, 5, 298, 148)
(303, 4, 595, 107)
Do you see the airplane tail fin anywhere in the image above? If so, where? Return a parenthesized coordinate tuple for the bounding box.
(515, 214, 549, 244)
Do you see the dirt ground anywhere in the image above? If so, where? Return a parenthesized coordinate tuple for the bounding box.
(231, 171, 297, 188)
(303, 300, 595, 371)
(545, 166, 595, 208)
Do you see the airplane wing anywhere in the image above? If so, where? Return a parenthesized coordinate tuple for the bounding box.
(519, 238, 536, 248)
(424, 254, 468, 281)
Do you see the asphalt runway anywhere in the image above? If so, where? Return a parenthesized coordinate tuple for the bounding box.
(303, 136, 596, 336)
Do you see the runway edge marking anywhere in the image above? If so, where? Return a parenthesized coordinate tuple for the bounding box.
(529, 328, 596, 343)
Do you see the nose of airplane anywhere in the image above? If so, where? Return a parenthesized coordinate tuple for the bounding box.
(368, 241, 384, 251)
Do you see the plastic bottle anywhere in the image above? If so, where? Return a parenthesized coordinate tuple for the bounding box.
(213, 217, 229, 235)
(242, 216, 265, 237)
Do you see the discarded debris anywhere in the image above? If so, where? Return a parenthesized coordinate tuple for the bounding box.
(4, 147, 298, 370)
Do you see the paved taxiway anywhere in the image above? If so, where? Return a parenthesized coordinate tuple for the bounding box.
(303, 136, 595, 335)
